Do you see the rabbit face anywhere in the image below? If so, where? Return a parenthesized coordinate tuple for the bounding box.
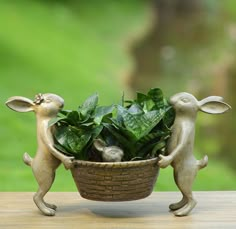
(34, 93, 64, 117)
(93, 139, 124, 162)
(169, 92, 198, 114)
(103, 146, 124, 162)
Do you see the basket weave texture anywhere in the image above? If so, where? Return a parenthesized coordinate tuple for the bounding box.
(71, 158, 159, 201)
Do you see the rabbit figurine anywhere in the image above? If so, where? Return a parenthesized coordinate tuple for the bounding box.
(158, 92, 231, 216)
(6, 93, 74, 216)
(93, 139, 124, 162)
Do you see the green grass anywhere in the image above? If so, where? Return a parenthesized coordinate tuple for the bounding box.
(0, 0, 149, 191)
(0, 0, 235, 191)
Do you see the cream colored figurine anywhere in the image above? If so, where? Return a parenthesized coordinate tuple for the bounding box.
(5, 91, 231, 217)
(93, 139, 124, 162)
(158, 92, 231, 216)
(6, 93, 74, 216)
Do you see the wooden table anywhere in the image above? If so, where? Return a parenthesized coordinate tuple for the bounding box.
(0, 192, 235, 229)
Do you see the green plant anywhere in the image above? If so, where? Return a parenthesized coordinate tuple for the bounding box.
(51, 88, 175, 161)
(50, 93, 115, 160)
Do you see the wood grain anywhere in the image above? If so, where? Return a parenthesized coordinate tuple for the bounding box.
(0, 192, 236, 229)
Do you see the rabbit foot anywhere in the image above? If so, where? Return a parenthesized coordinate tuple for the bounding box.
(44, 201, 57, 210)
(34, 197, 56, 216)
(169, 198, 187, 211)
(35, 201, 56, 216)
(173, 200, 197, 217)
(40, 207, 56, 216)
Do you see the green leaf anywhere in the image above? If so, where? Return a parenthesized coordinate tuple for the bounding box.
(54, 142, 73, 156)
(67, 129, 91, 153)
(48, 111, 67, 127)
(163, 106, 175, 128)
(136, 142, 157, 159)
(124, 100, 133, 107)
(48, 116, 66, 127)
(137, 130, 169, 146)
(79, 93, 98, 117)
(54, 125, 91, 156)
(52, 88, 175, 161)
(109, 119, 137, 141)
(143, 99, 155, 112)
(117, 105, 166, 140)
(91, 125, 103, 139)
(136, 92, 147, 103)
(147, 88, 164, 108)
(103, 123, 131, 146)
(136, 139, 166, 159)
(66, 111, 80, 126)
(140, 110, 166, 136)
(59, 110, 71, 116)
(93, 105, 115, 125)
(80, 122, 94, 127)
(53, 125, 75, 153)
(103, 123, 135, 154)
(151, 140, 166, 157)
(127, 103, 143, 114)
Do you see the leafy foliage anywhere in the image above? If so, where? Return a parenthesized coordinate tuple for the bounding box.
(51, 88, 175, 161)
(101, 88, 175, 161)
(50, 94, 114, 160)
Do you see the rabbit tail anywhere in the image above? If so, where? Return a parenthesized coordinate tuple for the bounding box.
(23, 152, 33, 167)
(197, 155, 208, 170)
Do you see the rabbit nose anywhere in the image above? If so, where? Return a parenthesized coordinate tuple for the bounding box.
(169, 97, 175, 105)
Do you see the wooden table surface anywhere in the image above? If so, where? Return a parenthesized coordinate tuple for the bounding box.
(0, 191, 235, 229)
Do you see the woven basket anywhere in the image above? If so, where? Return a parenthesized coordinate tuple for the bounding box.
(71, 157, 159, 201)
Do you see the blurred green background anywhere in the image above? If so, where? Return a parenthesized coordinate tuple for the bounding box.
(0, 0, 235, 192)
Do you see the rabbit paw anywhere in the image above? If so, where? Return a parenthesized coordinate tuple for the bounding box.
(62, 156, 75, 170)
(158, 155, 173, 168)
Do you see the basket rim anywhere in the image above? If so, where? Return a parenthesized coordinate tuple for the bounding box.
(72, 157, 158, 168)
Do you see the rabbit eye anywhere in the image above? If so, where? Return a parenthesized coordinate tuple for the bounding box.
(181, 98, 189, 103)
(34, 93, 44, 104)
(45, 99, 52, 103)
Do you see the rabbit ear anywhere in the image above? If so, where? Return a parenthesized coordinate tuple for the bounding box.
(93, 139, 106, 152)
(6, 96, 34, 112)
(199, 96, 224, 104)
(199, 97, 231, 114)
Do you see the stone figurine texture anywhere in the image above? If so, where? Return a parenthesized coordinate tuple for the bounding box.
(5, 92, 231, 217)
(5, 93, 74, 216)
(93, 139, 124, 162)
(158, 92, 231, 216)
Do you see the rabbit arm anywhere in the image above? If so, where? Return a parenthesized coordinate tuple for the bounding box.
(40, 127, 74, 169)
(158, 154, 173, 168)
(168, 126, 189, 159)
(158, 123, 188, 168)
